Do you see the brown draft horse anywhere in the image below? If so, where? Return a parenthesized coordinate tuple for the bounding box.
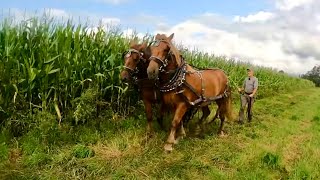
(147, 33, 233, 152)
(120, 40, 197, 138)
(120, 40, 165, 134)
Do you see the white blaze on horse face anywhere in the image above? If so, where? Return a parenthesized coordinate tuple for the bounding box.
(147, 59, 159, 79)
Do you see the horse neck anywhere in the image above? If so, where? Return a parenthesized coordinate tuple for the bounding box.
(136, 47, 152, 80)
(136, 61, 149, 79)
(158, 54, 180, 84)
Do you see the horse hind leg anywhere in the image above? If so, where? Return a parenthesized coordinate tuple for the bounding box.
(218, 113, 225, 136)
(217, 100, 227, 136)
(195, 106, 210, 136)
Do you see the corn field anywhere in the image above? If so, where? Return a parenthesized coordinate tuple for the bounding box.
(0, 16, 315, 122)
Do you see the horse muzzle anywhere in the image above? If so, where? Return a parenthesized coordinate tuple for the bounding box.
(120, 71, 130, 82)
(147, 66, 159, 80)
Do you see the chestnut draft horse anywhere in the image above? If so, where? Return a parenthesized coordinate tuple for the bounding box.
(147, 33, 233, 152)
(120, 40, 197, 137)
(120, 41, 165, 134)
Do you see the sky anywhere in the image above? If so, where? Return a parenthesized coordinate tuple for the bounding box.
(1, 0, 320, 75)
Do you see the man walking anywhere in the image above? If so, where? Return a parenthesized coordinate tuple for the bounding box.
(238, 68, 258, 123)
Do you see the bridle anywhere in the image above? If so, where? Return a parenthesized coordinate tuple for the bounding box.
(148, 39, 174, 73)
(123, 48, 146, 76)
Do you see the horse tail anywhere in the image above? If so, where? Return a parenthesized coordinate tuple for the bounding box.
(224, 84, 234, 121)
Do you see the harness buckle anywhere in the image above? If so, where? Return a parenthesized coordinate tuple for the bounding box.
(175, 89, 184, 94)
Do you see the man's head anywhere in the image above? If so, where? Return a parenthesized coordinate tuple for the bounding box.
(247, 68, 254, 77)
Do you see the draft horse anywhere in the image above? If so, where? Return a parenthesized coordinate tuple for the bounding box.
(120, 40, 165, 134)
(147, 33, 233, 152)
(120, 40, 196, 138)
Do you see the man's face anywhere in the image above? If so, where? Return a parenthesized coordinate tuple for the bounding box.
(247, 70, 253, 77)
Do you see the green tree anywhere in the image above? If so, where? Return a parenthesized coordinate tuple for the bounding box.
(301, 65, 320, 87)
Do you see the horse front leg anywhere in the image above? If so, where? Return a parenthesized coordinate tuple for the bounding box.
(164, 103, 188, 152)
(143, 100, 153, 136)
(174, 121, 186, 144)
(156, 103, 166, 130)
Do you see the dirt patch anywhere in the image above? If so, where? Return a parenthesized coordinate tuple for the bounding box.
(9, 148, 22, 164)
(90, 143, 123, 160)
(90, 142, 142, 160)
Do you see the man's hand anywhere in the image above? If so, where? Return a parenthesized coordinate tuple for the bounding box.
(249, 94, 254, 98)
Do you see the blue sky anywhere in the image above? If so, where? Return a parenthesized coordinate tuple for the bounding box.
(1, 0, 273, 32)
(1, 0, 320, 74)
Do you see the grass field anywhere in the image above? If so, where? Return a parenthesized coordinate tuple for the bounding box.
(1, 88, 320, 179)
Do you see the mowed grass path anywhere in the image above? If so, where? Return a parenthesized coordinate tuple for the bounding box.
(1, 88, 320, 179)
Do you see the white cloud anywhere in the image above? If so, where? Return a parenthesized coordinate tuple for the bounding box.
(127, 13, 167, 27)
(122, 28, 145, 39)
(85, 17, 121, 35)
(233, 11, 275, 23)
(153, 1, 320, 74)
(275, 0, 314, 11)
(101, 17, 121, 26)
(43, 8, 70, 19)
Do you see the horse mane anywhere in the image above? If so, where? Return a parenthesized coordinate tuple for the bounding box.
(156, 34, 182, 67)
(143, 44, 152, 60)
(167, 41, 182, 67)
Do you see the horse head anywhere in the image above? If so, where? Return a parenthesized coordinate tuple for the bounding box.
(120, 40, 149, 82)
(147, 33, 182, 80)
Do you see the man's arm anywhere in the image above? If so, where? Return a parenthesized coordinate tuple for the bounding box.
(249, 78, 258, 97)
(238, 79, 246, 92)
(250, 88, 257, 96)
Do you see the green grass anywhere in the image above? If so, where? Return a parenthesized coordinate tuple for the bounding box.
(1, 88, 320, 179)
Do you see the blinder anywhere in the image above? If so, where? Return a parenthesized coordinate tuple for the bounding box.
(149, 39, 172, 72)
(123, 48, 147, 76)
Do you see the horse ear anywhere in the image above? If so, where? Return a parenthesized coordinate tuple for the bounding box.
(140, 41, 147, 50)
(168, 33, 174, 41)
(155, 34, 160, 39)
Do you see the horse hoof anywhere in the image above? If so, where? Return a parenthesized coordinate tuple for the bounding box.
(144, 132, 153, 139)
(218, 131, 226, 137)
(164, 144, 173, 152)
(148, 132, 155, 137)
(174, 137, 183, 144)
